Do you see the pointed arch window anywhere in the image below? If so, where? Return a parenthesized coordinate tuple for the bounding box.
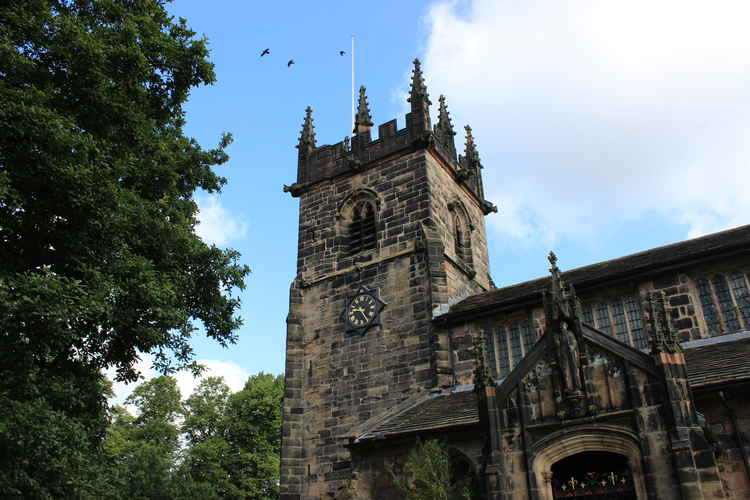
(349, 201, 377, 255)
(450, 205, 473, 269)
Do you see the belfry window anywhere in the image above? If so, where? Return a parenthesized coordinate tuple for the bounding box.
(349, 201, 376, 255)
(450, 206, 473, 268)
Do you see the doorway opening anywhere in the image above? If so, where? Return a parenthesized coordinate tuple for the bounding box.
(551, 451, 636, 499)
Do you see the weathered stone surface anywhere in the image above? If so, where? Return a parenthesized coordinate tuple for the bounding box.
(282, 68, 749, 500)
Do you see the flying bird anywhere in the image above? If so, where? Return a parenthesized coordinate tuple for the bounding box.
(339, 50, 346, 56)
(287, 59, 294, 67)
(260, 48, 270, 57)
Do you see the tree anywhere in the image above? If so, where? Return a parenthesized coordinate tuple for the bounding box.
(0, 1, 248, 496)
(178, 373, 285, 499)
(224, 373, 285, 499)
(180, 376, 236, 497)
(393, 439, 475, 500)
(103, 376, 183, 499)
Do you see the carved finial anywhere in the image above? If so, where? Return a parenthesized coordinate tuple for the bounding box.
(464, 125, 480, 163)
(407, 58, 431, 109)
(296, 106, 316, 151)
(434, 95, 457, 159)
(547, 251, 564, 297)
(548, 251, 558, 270)
(436, 95, 455, 135)
(406, 59, 432, 136)
(353, 86, 373, 135)
(543, 252, 582, 325)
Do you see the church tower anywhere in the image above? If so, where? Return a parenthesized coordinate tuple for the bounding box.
(280, 60, 497, 500)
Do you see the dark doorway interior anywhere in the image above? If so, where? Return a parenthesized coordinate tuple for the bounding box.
(551, 451, 636, 499)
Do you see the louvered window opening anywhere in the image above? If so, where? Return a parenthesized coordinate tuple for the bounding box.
(453, 213, 472, 266)
(697, 272, 750, 337)
(349, 203, 376, 255)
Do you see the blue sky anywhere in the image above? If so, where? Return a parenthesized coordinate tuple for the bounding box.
(112, 1, 750, 401)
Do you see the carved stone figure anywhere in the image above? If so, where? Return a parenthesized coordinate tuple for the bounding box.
(557, 320, 583, 394)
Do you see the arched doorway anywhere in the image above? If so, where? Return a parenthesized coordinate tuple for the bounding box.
(551, 451, 636, 499)
(530, 427, 647, 500)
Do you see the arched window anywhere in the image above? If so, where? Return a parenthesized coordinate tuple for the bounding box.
(450, 202, 473, 268)
(349, 201, 376, 255)
(453, 212, 466, 260)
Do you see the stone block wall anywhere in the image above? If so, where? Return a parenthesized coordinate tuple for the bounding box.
(281, 253, 436, 499)
(424, 151, 491, 295)
(694, 388, 750, 498)
(282, 141, 496, 498)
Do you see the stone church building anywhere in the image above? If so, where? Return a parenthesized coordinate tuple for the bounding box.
(280, 60, 750, 499)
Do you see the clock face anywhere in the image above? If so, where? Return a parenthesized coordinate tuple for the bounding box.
(347, 294, 378, 328)
(343, 287, 386, 334)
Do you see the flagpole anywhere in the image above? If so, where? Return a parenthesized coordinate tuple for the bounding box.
(351, 34, 355, 134)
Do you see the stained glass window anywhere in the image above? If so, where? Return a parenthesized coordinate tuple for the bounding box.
(510, 323, 523, 368)
(483, 330, 497, 378)
(583, 304, 594, 325)
(624, 297, 647, 350)
(582, 296, 645, 350)
(496, 327, 510, 377)
(697, 278, 721, 336)
(520, 320, 537, 354)
(611, 300, 629, 344)
(729, 272, 750, 329)
(713, 275, 740, 332)
(596, 303, 612, 336)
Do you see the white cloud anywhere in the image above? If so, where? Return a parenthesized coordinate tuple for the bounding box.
(106, 355, 250, 414)
(173, 359, 250, 399)
(195, 194, 247, 246)
(421, 0, 750, 244)
(105, 353, 157, 413)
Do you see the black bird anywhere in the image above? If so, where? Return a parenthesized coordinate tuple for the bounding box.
(287, 59, 294, 67)
(339, 50, 346, 56)
(260, 48, 270, 57)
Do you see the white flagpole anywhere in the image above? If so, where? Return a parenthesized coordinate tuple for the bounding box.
(351, 34, 355, 134)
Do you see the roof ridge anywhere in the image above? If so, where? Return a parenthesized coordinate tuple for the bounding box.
(442, 224, 750, 320)
(682, 330, 750, 349)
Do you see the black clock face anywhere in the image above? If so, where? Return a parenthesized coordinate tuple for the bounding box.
(346, 294, 378, 328)
(343, 287, 386, 334)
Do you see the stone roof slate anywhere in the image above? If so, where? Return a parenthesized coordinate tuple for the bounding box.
(684, 333, 750, 389)
(439, 224, 750, 322)
(355, 335, 750, 441)
(355, 388, 478, 442)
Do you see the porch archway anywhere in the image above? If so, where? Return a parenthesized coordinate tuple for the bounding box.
(531, 427, 647, 500)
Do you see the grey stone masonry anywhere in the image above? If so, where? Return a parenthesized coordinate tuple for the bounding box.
(280, 61, 497, 499)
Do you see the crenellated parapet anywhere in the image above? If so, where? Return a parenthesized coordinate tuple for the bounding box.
(285, 59, 497, 215)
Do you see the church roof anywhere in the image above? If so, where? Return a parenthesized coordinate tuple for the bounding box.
(438, 224, 750, 323)
(353, 333, 750, 442)
(684, 331, 750, 389)
(353, 387, 478, 443)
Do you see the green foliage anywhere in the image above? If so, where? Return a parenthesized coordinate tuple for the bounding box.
(222, 373, 285, 499)
(0, 0, 248, 496)
(102, 377, 183, 499)
(100, 374, 284, 499)
(393, 439, 475, 500)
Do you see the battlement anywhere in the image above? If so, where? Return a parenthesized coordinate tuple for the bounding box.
(286, 117, 426, 187)
(284, 59, 496, 214)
